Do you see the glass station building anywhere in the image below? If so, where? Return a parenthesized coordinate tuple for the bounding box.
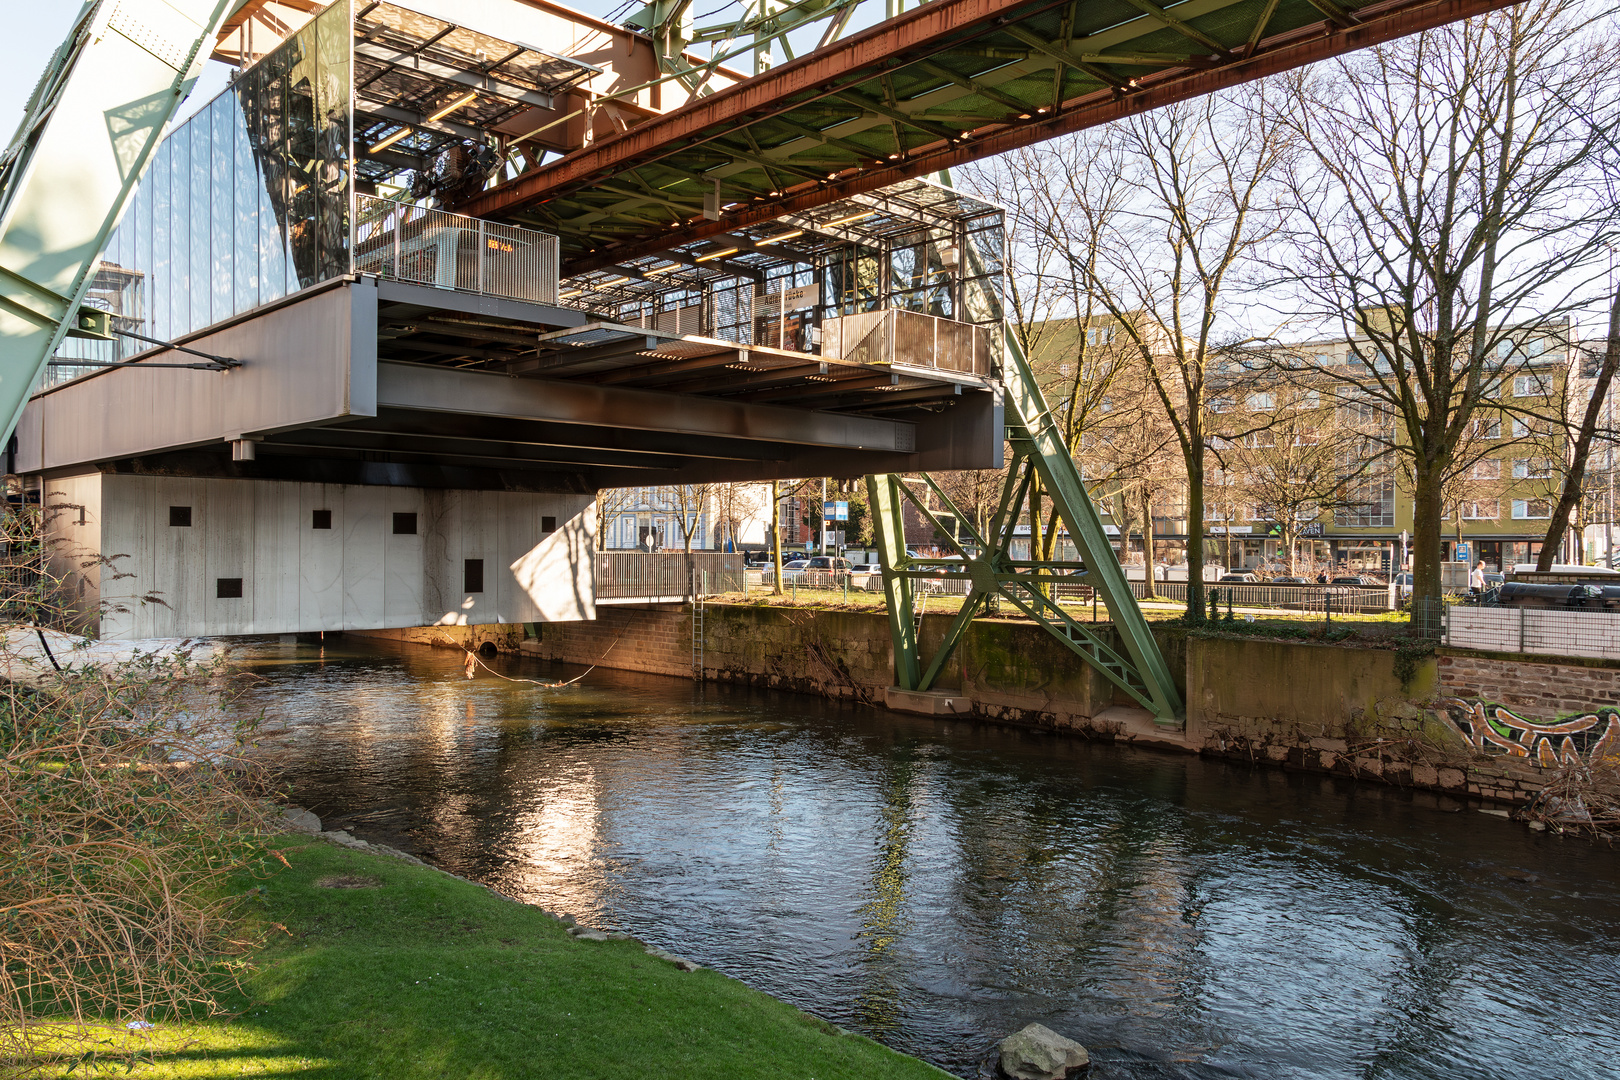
(52, 0, 1004, 404)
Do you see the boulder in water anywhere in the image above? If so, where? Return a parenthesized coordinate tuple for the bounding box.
(998, 1023, 1090, 1079)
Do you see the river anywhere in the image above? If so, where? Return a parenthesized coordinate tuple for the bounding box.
(233, 636, 1620, 1080)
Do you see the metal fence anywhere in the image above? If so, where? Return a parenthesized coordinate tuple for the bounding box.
(1125, 580, 1397, 613)
(353, 194, 559, 305)
(1443, 605, 1620, 660)
(596, 552, 746, 600)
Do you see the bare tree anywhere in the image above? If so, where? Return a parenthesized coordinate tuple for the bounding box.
(1218, 383, 1379, 573)
(1539, 282, 1620, 566)
(972, 92, 1287, 620)
(1266, 0, 1619, 612)
(594, 487, 637, 551)
(710, 481, 767, 552)
(654, 483, 715, 553)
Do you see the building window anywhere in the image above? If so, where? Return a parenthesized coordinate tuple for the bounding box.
(1246, 391, 1274, 411)
(1210, 397, 1233, 413)
(169, 506, 192, 527)
(1470, 459, 1501, 480)
(463, 559, 484, 594)
(1514, 374, 1551, 397)
(312, 509, 332, 529)
(1512, 459, 1554, 479)
(1511, 417, 1532, 438)
(1471, 417, 1501, 439)
(542, 516, 557, 533)
(1335, 470, 1396, 528)
(1461, 500, 1500, 520)
(1512, 498, 1552, 519)
(392, 512, 417, 535)
(216, 578, 243, 598)
(1295, 390, 1321, 409)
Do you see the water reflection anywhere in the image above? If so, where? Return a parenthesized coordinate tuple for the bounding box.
(236, 637, 1620, 1080)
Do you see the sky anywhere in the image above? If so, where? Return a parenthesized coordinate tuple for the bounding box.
(4, 4, 239, 146)
(2, 0, 868, 160)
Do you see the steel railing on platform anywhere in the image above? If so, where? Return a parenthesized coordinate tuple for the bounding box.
(354, 194, 559, 305)
(596, 552, 746, 600)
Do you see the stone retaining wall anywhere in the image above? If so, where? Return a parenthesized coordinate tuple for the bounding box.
(482, 604, 1620, 807)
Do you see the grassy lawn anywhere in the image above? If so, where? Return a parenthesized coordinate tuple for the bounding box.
(726, 587, 1414, 626)
(47, 837, 947, 1080)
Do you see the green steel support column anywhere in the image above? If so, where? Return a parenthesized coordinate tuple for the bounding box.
(864, 329, 1184, 725)
(867, 473, 919, 690)
(1001, 330, 1183, 722)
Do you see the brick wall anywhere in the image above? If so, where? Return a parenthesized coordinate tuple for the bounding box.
(1437, 648, 1620, 720)
(529, 604, 693, 678)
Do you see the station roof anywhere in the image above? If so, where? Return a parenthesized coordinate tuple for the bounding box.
(559, 178, 1002, 310)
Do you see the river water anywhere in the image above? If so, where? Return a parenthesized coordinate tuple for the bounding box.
(235, 637, 1620, 1080)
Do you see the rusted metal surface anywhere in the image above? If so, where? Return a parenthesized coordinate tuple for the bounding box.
(454, 0, 1525, 273)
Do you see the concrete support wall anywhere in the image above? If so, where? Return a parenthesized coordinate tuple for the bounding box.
(520, 603, 1620, 806)
(45, 474, 594, 638)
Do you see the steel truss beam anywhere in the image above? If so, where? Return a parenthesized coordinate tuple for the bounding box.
(868, 328, 1183, 724)
(461, 0, 1524, 273)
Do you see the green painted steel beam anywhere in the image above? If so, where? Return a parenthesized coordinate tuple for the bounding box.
(867, 472, 920, 691)
(866, 327, 1184, 726)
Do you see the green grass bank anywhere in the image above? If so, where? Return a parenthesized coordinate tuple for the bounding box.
(51, 836, 948, 1080)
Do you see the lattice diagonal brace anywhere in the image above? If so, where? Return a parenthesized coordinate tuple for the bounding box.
(866, 328, 1184, 726)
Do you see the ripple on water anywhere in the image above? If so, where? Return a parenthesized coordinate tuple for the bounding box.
(227, 637, 1620, 1080)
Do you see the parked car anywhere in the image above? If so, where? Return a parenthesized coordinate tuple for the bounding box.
(1218, 573, 1258, 583)
(799, 556, 853, 587)
(1393, 572, 1413, 601)
(1330, 575, 1376, 586)
(1272, 576, 1308, 585)
(760, 558, 811, 584)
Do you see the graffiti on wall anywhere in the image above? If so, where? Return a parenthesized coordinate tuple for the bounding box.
(1439, 697, 1620, 769)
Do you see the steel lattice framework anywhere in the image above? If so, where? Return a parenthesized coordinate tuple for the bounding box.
(459, 0, 1521, 273)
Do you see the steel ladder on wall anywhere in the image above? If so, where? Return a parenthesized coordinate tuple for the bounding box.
(691, 569, 706, 681)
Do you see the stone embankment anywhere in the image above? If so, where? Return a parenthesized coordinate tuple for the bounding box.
(379, 604, 1620, 810)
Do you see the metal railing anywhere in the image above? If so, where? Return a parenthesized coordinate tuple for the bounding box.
(1123, 580, 1397, 613)
(353, 194, 559, 305)
(596, 552, 746, 600)
(822, 307, 992, 375)
(1444, 605, 1620, 660)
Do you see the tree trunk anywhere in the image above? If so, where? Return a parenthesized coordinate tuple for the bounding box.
(1141, 488, 1158, 599)
(1537, 286, 1620, 569)
(771, 481, 784, 596)
(1411, 460, 1446, 623)
(1186, 458, 1206, 621)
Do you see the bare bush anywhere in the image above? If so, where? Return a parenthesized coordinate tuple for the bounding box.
(0, 503, 269, 1071)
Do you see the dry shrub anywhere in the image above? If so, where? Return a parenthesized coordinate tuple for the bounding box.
(1523, 755, 1620, 841)
(0, 502, 269, 1070)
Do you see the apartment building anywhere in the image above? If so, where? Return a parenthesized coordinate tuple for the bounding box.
(1029, 313, 1586, 574)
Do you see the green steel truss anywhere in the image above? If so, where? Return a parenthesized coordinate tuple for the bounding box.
(867, 329, 1183, 725)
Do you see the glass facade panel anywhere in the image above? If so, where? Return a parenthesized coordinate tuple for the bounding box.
(48, 0, 350, 385)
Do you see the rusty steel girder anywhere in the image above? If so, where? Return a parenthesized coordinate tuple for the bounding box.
(456, 0, 1525, 274)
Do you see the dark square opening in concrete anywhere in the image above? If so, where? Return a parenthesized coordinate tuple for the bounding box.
(464, 558, 484, 594)
(542, 515, 557, 533)
(169, 505, 192, 527)
(392, 512, 417, 535)
(216, 578, 243, 599)
(312, 509, 332, 529)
